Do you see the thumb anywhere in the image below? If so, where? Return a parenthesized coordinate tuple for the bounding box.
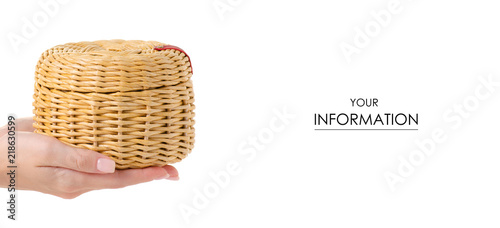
(27, 133, 116, 174)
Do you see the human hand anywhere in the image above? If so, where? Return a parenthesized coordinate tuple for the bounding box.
(0, 117, 179, 199)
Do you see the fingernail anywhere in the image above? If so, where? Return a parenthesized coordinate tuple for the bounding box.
(97, 158, 115, 173)
(166, 176, 179, 181)
(155, 172, 170, 180)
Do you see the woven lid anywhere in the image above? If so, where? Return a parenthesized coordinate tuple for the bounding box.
(35, 39, 192, 93)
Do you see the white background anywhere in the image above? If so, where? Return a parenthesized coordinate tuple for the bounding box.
(1, 0, 500, 227)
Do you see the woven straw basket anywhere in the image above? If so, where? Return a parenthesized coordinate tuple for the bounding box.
(33, 40, 195, 169)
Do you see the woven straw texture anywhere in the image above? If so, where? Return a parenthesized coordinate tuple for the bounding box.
(33, 40, 195, 169)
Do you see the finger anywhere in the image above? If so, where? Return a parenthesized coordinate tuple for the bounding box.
(15, 117, 36, 132)
(160, 165, 180, 181)
(81, 166, 173, 190)
(23, 132, 116, 174)
(0, 117, 35, 136)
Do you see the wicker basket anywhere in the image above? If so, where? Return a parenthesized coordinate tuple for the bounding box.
(33, 40, 195, 169)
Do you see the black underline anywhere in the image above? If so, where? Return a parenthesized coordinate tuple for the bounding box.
(315, 129, 418, 131)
